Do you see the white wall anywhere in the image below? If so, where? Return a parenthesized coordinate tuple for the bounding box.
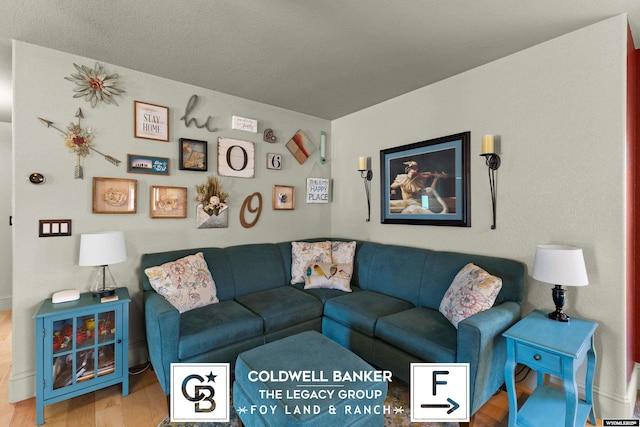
(10, 41, 330, 402)
(0, 121, 12, 310)
(331, 15, 631, 418)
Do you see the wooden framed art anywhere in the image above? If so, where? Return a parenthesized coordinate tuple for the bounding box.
(179, 138, 208, 171)
(380, 131, 470, 226)
(150, 186, 187, 218)
(134, 101, 169, 141)
(217, 137, 255, 178)
(92, 177, 137, 214)
(273, 185, 295, 210)
(127, 154, 170, 175)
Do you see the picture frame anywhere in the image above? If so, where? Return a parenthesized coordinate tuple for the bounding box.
(150, 186, 187, 218)
(306, 178, 330, 204)
(134, 101, 169, 141)
(273, 185, 295, 210)
(127, 154, 170, 175)
(92, 177, 137, 214)
(380, 131, 470, 226)
(179, 138, 208, 171)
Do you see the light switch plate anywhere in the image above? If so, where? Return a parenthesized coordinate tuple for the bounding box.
(39, 219, 72, 237)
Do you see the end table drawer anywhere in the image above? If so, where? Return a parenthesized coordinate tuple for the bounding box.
(515, 342, 561, 375)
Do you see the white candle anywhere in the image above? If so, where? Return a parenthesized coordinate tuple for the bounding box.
(358, 157, 367, 171)
(320, 131, 326, 162)
(482, 135, 494, 154)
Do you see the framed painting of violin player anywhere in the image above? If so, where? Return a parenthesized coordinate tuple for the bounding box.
(380, 132, 470, 226)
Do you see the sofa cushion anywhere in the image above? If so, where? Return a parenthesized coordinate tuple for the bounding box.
(304, 262, 353, 292)
(439, 263, 503, 328)
(235, 286, 324, 333)
(355, 242, 429, 304)
(290, 241, 332, 284)
(375, 307, 457, 363)
(295, 283, 363, 303)
(144, 252, 219, 313)
(178, 300, 263, 359)
(225, 244, 288, 296)
(323, 290, 414, 336)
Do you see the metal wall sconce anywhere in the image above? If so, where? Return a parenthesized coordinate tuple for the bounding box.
(357, 157, 373, 222)
(480, 135, 501, 229)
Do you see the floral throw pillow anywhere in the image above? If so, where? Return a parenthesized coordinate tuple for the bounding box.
(331, 241, 356, 265)
(290, 241, 332, 284)
(439, 263, 502, 328)
(304, 262, 353, 292)
(144, 252, 219, 313)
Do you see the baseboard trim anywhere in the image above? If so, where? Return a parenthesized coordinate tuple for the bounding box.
(546, 368, 638, 419)
(0, 295, 12, 311)
(8, 341, 149, 403)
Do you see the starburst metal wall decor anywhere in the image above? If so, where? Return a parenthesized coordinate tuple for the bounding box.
(38, 108, 121, 179)
(64, 62, 125, 107)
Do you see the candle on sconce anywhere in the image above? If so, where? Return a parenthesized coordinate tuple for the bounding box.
(358, 157, 367, 171)
(481, 135, 495, 155)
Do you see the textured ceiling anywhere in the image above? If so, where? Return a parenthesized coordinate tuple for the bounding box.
(1, 1, 640, 123)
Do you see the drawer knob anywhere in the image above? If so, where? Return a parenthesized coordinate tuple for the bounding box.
(533, 354, 542, 361)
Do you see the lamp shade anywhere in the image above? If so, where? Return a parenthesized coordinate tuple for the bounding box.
(79, 231, 127, 266)
(532, 244, 588, 287)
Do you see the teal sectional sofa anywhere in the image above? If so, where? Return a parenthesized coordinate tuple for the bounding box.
(141, 238, 524, 416)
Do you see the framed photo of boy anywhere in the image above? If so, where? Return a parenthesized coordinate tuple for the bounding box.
(134, 101, 169, 141)
(380, 132, 470, 227)
(179, 138, 208, 171)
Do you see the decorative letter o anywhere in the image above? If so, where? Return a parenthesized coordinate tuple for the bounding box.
(226, 145, 248, 171)
(240, 192, 262, 228)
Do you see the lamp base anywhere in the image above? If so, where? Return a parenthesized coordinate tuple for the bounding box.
(93, 288, 115, 298)
(549, 284, 570, 322)
(548, 309, 570, 322)
(90, 265, 117, 299)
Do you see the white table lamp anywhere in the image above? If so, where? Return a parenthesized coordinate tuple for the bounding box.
(532, 244, 588, 322)
(79, 231, 127, 297)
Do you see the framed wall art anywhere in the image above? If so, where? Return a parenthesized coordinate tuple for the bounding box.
(306, 178, 330, 204)
(134, 101, 169, 141)
(150, 186, 187, 218)
(380, 131, 470, 226)
(127, 154, 170, 175)
(92, 177, 137, 214)
(218, 137, 255, 178)
(286, 129, 316, 165)
(273, 185, 295, 210)
(179, 138, 208, 171)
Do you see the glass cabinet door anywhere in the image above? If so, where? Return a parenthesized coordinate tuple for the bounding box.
(47, 308, 119, 396)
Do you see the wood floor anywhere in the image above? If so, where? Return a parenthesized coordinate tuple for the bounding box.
(0, 310, 603, 426)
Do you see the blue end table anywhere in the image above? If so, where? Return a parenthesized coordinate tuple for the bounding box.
(503, 309, 597, 427)
(34, 288, 130, 425)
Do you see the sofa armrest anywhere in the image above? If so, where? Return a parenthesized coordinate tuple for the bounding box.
(144, 291, 180, 395)
(457, 301, 521, 415)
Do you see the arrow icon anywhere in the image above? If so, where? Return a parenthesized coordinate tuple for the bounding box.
(421, 398, 460, 414)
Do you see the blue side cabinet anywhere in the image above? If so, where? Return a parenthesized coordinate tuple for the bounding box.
(503, 309, 597, 427)
(34, 288, 130, 425)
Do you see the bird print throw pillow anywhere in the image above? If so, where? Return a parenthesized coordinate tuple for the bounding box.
(304, 262, 353, 292)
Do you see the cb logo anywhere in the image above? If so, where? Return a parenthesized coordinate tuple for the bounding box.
(171, 363, 230, 422)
